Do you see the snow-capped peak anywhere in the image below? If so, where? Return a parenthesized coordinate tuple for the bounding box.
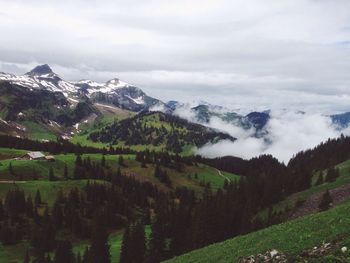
(105, 78, 130, 89)
(0, 65, 164, 112)
(26, 64, 53, 76)
(76, 79, 104, 87)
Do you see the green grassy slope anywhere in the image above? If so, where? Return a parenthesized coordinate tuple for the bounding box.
(0, 147, 28, 160)
(70, 104, 135, 149)
(165, 199, 350, 263)
(0, 150, 239, 192)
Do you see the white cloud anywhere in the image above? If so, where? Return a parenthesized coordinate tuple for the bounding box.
(174, 106, 347, 162)
(0, 0, 350, 112)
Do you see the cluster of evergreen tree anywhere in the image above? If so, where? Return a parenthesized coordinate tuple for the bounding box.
(119, 158, 290, 262)
(120, 221, 146, 263)
(0, 162, 162, 262)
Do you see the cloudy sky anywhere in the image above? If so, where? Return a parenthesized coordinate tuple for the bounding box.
(1, 0, 350, 113)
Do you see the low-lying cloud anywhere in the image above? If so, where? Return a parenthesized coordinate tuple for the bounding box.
(174, 106, 347, 163)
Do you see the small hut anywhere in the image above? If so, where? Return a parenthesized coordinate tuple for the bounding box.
(22, 151, 45, 160)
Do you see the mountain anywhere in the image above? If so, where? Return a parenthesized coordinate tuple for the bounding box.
(187, 103, 270, 135)
(0, 64, 165, 112)
(26, 64, 54, 76)
(166, 100, 182, 111)
(243, 111, 270, 130)
(0, 64, 171, 141)
(330, 112, 350, 128)
(85, 80, 163, 112)
(0, 65, 238, 152)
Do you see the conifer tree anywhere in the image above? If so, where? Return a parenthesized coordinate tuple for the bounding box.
(118, 155, 124, 166)
(82, 247, 89, 263)
(133, 222, 146, 263)
(319, 190, 333, 211)
(120, 225, 131, 263)
(63, 164, 68, 180)
(54, 240, 74, 263)
(52, 201, 63, 229)
(26, 195, 34, 217)
(101, 155, 106, 167)
(89, 226, 110, 263)
(75, 154, 83, 166)
(49, 167, 55, 181)
(76, 252, 82, 263)
(9, 162, 14, 176)
(0, 199, 4, 221)
(23, 248, 30, 263)
(35, 190, 42, 206)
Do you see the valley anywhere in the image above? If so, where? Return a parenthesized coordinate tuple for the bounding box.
(0, 65, 349, 263)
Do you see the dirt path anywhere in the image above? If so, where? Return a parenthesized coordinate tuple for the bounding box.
(289, 183, 350, 220)
(216, 169, 231, 182)
(0, 180, 27, 184)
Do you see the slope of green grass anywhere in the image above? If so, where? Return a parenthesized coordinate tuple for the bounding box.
(165, 199, 350, 263)
(0, 152, 135, 180)
(20, 121, 57, 140)
(70, 134, 109, 148)
(0, 147, 28, 160)
(0, 148, 238, 193)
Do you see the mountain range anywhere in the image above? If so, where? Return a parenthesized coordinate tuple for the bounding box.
(1, 64, 350, 147)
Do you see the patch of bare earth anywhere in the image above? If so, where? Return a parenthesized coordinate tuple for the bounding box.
(289, 183, 350, 220)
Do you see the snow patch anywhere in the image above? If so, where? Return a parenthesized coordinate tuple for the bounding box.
(125, 95, 145, 105)
(95, 103, 119, 110)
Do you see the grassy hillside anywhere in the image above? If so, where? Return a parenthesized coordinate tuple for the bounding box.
(0, 149, 239, 193)
(88, 111, 234, 154)
(70, 103, 135, 148)
(165, 199, 350, 263)
(0, 147, 27, 160)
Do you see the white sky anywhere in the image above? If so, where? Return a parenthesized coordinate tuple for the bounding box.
(0, 0, 350, 113)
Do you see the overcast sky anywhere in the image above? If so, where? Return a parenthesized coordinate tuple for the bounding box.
(0, 0, 350, 113)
